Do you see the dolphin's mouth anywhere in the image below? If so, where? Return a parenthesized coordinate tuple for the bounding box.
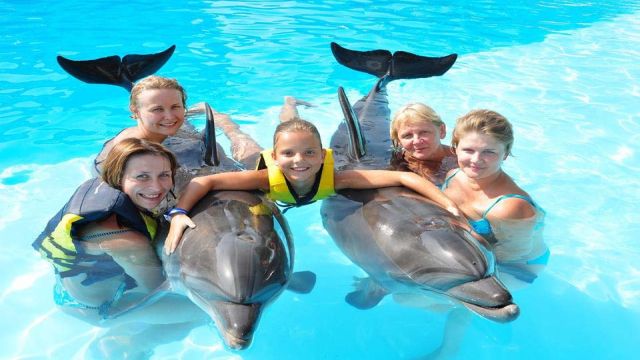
(443, 276, 520, 323)
(460, 301, 520, 323)
(222, 331, 252, 350)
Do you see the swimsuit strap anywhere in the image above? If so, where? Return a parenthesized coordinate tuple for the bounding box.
(440, 169, 461, 190)
(481, 194, 535, 218)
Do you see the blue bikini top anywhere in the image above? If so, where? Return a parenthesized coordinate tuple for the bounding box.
(441, 170, 539, 240)
(468, 194, 537, 237)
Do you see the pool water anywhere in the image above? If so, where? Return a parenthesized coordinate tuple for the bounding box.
(2, 1, 640, 359)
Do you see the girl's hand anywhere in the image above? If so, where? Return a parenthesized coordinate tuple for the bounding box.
(164, 214, 196, 255)
(446, 203, 462, 218)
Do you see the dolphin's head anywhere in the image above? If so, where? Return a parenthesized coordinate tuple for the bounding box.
(380, 191, 519, 321)
(324, 187, 518, 322)
(173, 191, 291, 349)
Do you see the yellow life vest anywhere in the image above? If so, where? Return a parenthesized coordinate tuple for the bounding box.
(257, 148, 335, 205)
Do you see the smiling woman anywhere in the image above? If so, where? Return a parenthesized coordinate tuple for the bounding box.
(93, 76, 187, 173)
(32, 138, 178, 323)
(442, 109, 548, 288)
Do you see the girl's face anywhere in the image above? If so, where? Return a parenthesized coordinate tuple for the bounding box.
(131, 88, 185, 142)
(121, 154, 173, 211)
(396, 121, 445, 160)
(273, 131, 324, 187)
(455, 131, 507, 180)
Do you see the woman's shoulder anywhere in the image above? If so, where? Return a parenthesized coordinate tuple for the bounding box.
(488, 192, 537, 221)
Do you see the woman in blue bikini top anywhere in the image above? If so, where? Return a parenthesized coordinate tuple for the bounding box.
(442, 109, 548, 286)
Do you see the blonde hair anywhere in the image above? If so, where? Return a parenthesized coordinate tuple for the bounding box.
(101, 138, 178, 189)
(451, 109, 514, 156)
(130, 75, 187, 110)
(390, 102, 443, 148)
(273, 118, 323, 149)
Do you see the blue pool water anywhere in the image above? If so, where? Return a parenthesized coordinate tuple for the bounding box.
(2, 1, 640, 358)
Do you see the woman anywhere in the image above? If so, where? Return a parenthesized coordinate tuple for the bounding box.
(442, 109, 548, 287)
(33, 138, 179, 320)
(93, 75, 187, 173)
(389, 102, 458, 186)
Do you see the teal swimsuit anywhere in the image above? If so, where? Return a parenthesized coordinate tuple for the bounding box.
(442, 170, 549, 282)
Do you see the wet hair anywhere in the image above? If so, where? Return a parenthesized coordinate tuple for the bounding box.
(101, 138, 178, 189)
(273, 118, 323, 149)
(390, 102, 444, 148)
(129, 75, 187, 110)
(451, 109, 514, 156)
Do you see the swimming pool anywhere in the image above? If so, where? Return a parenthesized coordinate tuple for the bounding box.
(2, 0, 640, 358)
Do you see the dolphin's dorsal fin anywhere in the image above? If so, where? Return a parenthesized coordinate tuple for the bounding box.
(337, 87, 366, 159)
(56, 45, 176, 91)
(104, 279, 172, 320)
(202, 102, 220, 166)
(330, 42, 457, 86)
(287, 271, 317, 294)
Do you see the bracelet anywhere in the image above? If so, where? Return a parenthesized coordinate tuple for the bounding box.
(164, 207, 189, 221)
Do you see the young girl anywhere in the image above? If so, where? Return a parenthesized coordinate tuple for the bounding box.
(442, 109, 548, 287)
(94, 75, 187, 173)
(164, 114, 461, 255)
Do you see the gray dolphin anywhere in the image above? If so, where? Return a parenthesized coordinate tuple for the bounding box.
(321, 42, 519, 322)
(56, 49, 317, 348)
(103, 106, 316, 349)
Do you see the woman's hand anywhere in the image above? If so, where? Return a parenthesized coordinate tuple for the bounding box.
(446, 203, 462, 218)
(164, 214, 196, 255)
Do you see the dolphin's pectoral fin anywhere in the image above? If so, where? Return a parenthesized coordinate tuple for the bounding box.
(287, 271, 317, 294)
(56, 45, 176, 91)
(104, 280, 172, 320)
(345, 277, 388, 309)
(390, 51, 457, 79)
(331, 42, 392, 78)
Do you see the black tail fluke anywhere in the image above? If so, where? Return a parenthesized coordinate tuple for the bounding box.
(330, 42, 457, 84)
(331, 42, 392, 78)
(56, 45, 176, 91)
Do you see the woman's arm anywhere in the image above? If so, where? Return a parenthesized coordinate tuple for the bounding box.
(335, 170, 460, 216)
(164, 170, 269, 255)
(81, 215, 164, 292)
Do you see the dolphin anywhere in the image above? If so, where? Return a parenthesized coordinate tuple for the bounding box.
(105, 114, 316, 349)
(57, 45, 176, 91)
(165, 105, 317, 349)
(321, 42, 519, 322)
(56, 48, 316, 348)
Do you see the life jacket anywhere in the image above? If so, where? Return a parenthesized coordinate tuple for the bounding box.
(256, 148, 335, 205)
(32, 177, 157, 284)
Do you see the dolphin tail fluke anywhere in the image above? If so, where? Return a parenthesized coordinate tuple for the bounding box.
(345, 277, 388, 310)
(56, 45, 176, 91)
(330, 42, 457, 89)
(331, 42, 392, 78)
(287, 271, 317, 294)
(390, 51, 457, 79)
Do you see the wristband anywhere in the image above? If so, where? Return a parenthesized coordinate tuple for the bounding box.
(164, 207, 188, 221)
